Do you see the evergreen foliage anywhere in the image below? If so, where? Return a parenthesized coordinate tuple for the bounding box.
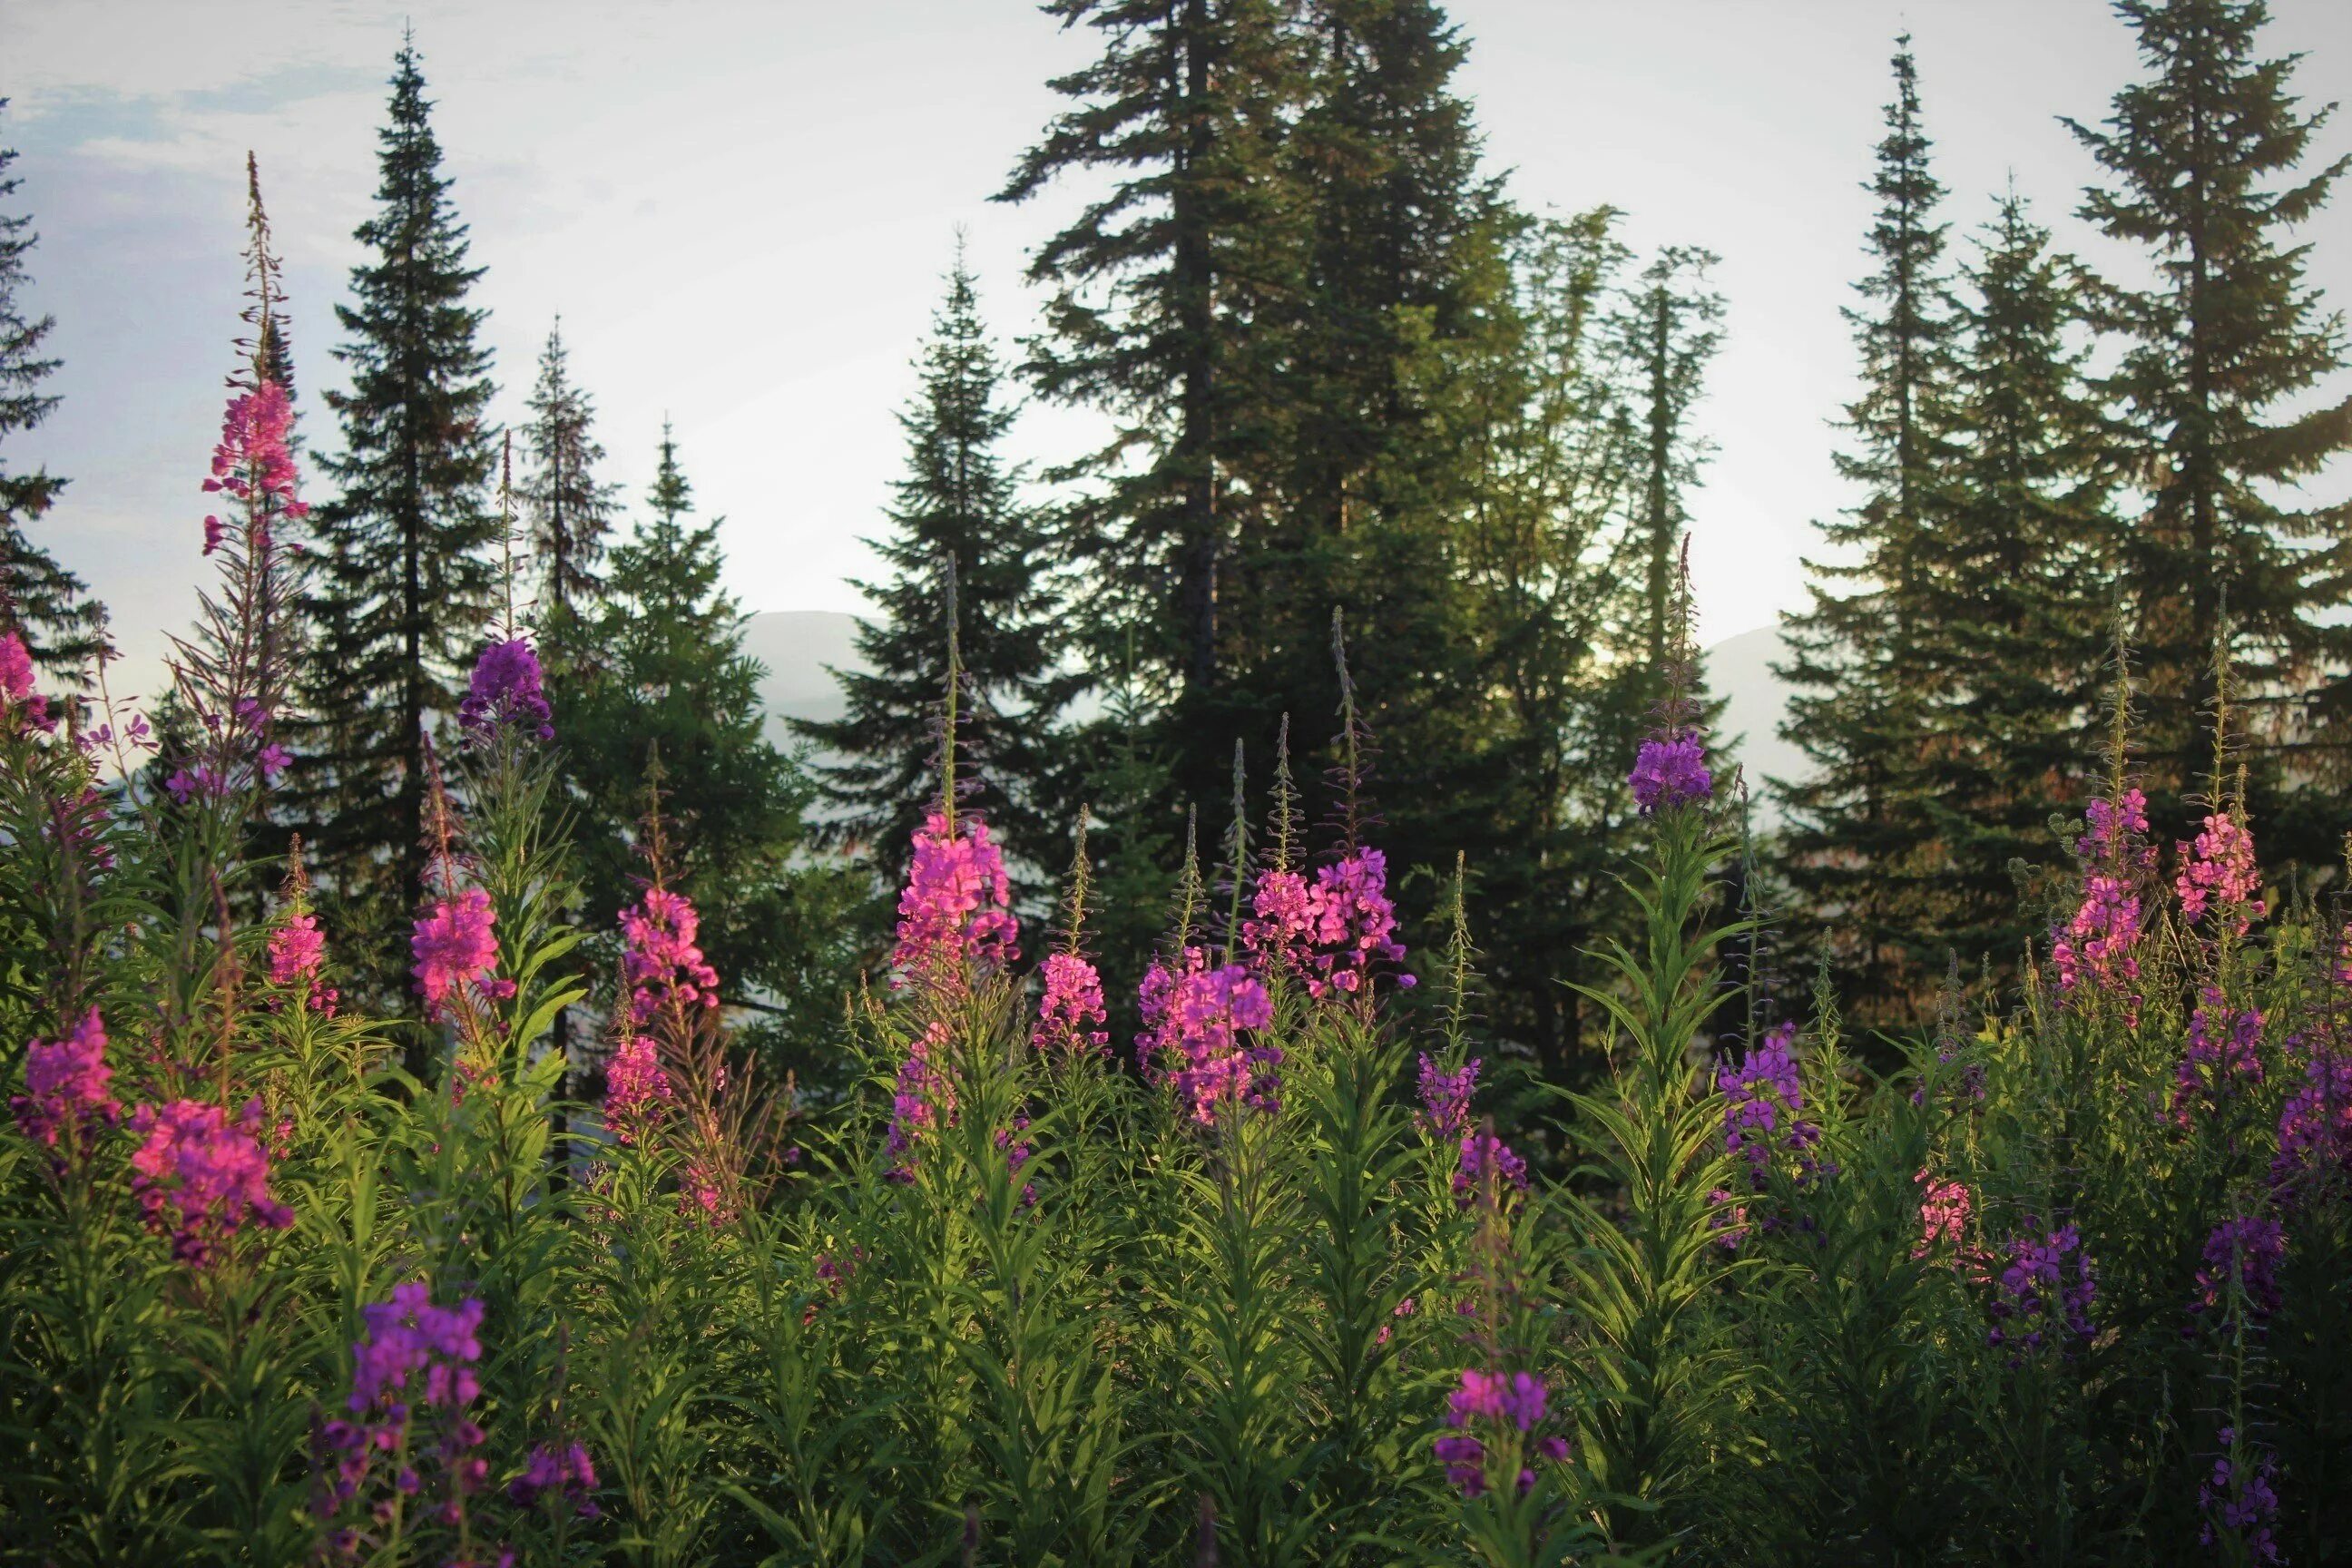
(563, 426, 867, 1090)
(1776, 35, 1969, 1017)
(2066, 0, 2352, 868)
(521, 318, 620, 641)
(1906, 192, 2116, 975)
(795, 246, 1073, 889)
(290, 35, 501, 1002)
(0, 103, 102, 684)
(999, 0, 1305, 706)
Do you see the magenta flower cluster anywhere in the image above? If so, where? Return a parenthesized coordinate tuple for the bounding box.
(318, 1283, 492, 1557)
(2176, 811, 2259, 934)
(2189, 1213, 2284, 1323)
(1242, 849, 1414, 999)
(2271, 1045, 2352, 1202)
(412, 888, 501, 1020)
(509, 1441, 599, 1519)
(1455, 1127, 1529, 1207)
(9, 1007, 120, 1153)
(1629, 730, 1711, 814)
(2053, 789, 2151, 999)
(1719, 1023, 1820, 1184)
(887, 1020, 953, 1165)
(201, 378, 306, 554)
(456, 638, 554, 744)
(1986, 1222, 2096, 1358)
(894, 810, 1018, 991)
(0, 629, 49, 731)
(2171, 992, 2265, 1128)
(1137, 947, 1278, 1124)
(128, 1098, 296, 1265)
(1914, 1170, 1972, 1257)
(603, 1029, 673, 1148)
(2199, 1429, 2283, 1565)
(1432, 1367, 1567, 1498)
(622, 886, 721, 1024)
(1033, 950, 1110, 1054)
(1416, 1054, 1478, 1140)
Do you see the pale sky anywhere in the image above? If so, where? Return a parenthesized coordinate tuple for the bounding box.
(3, 0, 2348, 708)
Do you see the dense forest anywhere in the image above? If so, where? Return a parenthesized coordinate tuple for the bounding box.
(1, 1, 2348, 1563)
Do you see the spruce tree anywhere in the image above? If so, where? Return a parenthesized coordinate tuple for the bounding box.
(1221, 0, 1517, 892)
(1906, 192, 2115, 975)
(1613, 245, 1725, 672)
(2065, 0, 2352, 867)
(999, 0, 1304, 709)
(561, 426, 865, 1088)
(522, 317, 619, 639)
(1776, 34, 1966, 1016)
(794, 246, 1073, 885)
(0, 103, 102, 681)
(293, 35, 500, 998)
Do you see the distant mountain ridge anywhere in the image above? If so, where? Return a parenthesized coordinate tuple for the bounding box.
(744, 609, 1804, 812)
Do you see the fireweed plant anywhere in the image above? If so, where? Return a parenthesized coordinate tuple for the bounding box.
(6, 248, 2352, 1568)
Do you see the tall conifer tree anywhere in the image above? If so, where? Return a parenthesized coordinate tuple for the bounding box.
(1224, 0, 1515, 879)
(293, 35, 500, 997)
(1776, 35, 1965, 1014)
(999, 0, 1304, 711)
(522, 317, 619, 640)
(2066, 0, 2352, 865)
(796, 247, 1072, 885)
(563, 427, 865, 1085)
(1613, 245, 1724, 673)
(1906, 192, 2115, 975)
(0, 103, 102, 681)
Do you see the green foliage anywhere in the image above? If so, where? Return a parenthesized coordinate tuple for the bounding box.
(558, 426, 867, 1096)
(795, 246, 1075, 894)
(0, 103, 102, 685)
(288, 35, 503, 1006)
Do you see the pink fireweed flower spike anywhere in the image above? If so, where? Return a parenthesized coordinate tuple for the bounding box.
(894, 809, 1018, 992)
(2171, 991, 2265, 1129)
(1629, 729, 1712, 814)
(201, 377, 305, 554)
(2053, 789, 2151, 1006)
(1242, 849, 1413, 999)
(510, 1441, 600, 1519)
(2271, 1044, 2352, 1204)
(127, 1098, 296, 1265)
(1914, 1171, 1972, 1258)
(457, 637, 554, 745)
(0, 629, 51, 732)
(1416, 1054, 1478, 1140)
(318, 1282, 490, 1540)
(412, 887, 499, 1020)
(602, 1025, 672, 1148)
(2199, 1429, 2283, 1564)
(1034, 949, 1110, 1054)
(1434, 1367, 1567, 1498)
(1137, 947, 1278, 1123)
(1718, 1022, 1824, 1188)
(9, 1007, 120, 1153)
(2176, 810, 2260, 935)
(2189, 1213, 2284, 1323)
(1984, 1222, 2096, 1362)
(621, 886, 720, 1024)
(1455, 1126, 1529, 1208)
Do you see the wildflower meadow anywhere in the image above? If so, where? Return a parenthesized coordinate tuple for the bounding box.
(3, 355, 2349, 1563)
(6, 1, 2352, 1563)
